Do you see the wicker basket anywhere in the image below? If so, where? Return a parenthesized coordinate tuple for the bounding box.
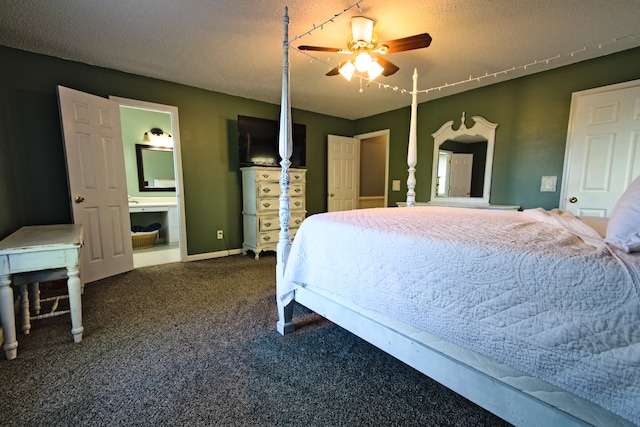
(131, 230, 159, 250)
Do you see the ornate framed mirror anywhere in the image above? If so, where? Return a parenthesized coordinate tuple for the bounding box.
(430, 113, 498, 206)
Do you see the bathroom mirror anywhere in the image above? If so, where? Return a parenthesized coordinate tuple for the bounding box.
(430, 113, 498, 206)
(135, 144, 176, 192)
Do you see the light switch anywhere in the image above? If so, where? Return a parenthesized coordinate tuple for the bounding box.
(392, 180, 401, 191)
(540, 176, 557, 192)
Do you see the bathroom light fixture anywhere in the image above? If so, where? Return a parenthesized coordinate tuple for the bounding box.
(143, 128, 173, 147)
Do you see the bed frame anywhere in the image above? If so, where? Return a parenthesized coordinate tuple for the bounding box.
(273, 8, 632, 427)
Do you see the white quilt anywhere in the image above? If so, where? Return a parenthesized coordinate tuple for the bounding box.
(280, 206, 640, 425)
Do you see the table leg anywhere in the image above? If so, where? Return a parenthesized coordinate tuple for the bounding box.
(18, 284, 31, 334)
(0, 274, 18, 360)
(66, 267, 83, 343)
(28, 282, 41, 314)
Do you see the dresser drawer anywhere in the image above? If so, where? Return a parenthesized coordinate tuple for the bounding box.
(258, 211, 305, 231)
(290, 211, 305, 228)
(290, 184, 304, 196)
(258, 182, 304, 198)
(258, 230, 279, 246)
(291, 196, 305, 211)
(254, 168, 306, 183)
(258, 227, 300, 246)
(257, 197, 279, 212)
(255, 169, 280, 182)
(290, 170, 306, 183)
(257, 196, 304, 212)
(258, 182, 280, 197)
(259, 216, 279, 231)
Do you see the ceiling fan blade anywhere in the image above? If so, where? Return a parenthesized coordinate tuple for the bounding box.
(380, 33, 432, 53)
(376, 56, 400, 76)
(326, 64, 342, 76)
(298, 45, 343, 53)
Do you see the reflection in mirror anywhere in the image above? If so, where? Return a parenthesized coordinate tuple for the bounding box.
(430, 113, 497, 206)
(135, 144, 176, 192)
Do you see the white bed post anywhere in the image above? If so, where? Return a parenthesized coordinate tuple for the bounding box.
(406, 68, 418, 206)
(276, 7, 295, 335)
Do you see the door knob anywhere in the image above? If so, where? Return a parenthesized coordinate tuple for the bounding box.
(74, 196, 85, 203)
(569, 196, 578, 203)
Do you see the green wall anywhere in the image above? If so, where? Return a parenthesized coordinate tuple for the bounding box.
(356, 47, 640, 209)
(1, 45, 639, 256)
(120, 107, 174, 197)
(0, 46, 354, 255)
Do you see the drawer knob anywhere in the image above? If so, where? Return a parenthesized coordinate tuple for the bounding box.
(263, 236, 271, 241)
(264, 222, 272, 227)
(294, 201, 301, 207)
(262, 188, 271, 193)
(263, 202, 271, 208)
(294, 188, 301, 193)
(262, 174, 269, 178)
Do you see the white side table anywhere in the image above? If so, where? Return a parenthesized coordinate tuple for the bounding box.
(0, 224, 83, 360)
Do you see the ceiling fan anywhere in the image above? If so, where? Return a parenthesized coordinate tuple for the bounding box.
(298, 16, 432, 81)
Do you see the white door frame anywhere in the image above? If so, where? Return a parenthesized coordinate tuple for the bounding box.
(560, 79, 640, 213)
(110, 96, 187, 261)
(354, 129, 390, 207)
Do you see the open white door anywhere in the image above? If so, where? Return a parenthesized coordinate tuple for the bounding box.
(327, 135, 359, 211)
(561, 80, 640, 216)
(57, 85, 133, 283)
(449, 153, 473, 197)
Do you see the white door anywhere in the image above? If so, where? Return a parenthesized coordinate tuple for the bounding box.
(327, 135, 359, 211)
(437, 150, 453, 197)
(561, 80, 640, 216)
(449, 153, 473, 197)
(57, 86, 133, 283)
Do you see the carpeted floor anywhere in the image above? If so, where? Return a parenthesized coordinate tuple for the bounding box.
(0, 255, 511, 426)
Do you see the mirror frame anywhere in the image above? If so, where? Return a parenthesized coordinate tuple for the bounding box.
(135, 144, 176, 192)
(430, 113, 498, 206)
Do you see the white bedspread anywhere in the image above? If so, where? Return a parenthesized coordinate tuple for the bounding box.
(280, 206, 640, 424)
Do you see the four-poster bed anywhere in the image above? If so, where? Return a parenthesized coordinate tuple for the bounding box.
(274, 8, 639, 427)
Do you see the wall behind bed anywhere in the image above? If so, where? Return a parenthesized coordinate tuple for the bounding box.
(354, 46, 640, 210)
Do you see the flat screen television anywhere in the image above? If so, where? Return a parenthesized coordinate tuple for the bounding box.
(238, 115, 306, 167)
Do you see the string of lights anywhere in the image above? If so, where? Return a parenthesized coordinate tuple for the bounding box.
(290, 1, 364, 44)
(291, 8, 638, 98)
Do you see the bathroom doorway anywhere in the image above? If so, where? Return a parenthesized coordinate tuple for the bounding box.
(110, 97, 186, 267)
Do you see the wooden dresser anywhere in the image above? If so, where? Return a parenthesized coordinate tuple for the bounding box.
(240, 166, 306, 259)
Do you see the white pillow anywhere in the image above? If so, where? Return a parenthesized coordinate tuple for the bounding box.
(605, 175, 640, 252)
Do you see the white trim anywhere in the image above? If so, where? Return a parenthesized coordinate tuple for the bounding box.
(184, 248, 243, 262)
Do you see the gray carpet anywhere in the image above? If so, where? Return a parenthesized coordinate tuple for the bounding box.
(0, 254, 511, 426)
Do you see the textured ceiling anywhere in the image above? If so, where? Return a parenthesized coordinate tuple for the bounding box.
(1, 0, 639, 119)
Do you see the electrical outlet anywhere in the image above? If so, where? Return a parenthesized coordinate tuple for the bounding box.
(217, 230, 223, 239)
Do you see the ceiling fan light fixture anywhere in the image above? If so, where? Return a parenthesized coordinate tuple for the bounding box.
(354, 51, 372, 72)
(367, 59, 384, 80)
(351, 16, 373, 44)
(338, 60, 355, 81)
